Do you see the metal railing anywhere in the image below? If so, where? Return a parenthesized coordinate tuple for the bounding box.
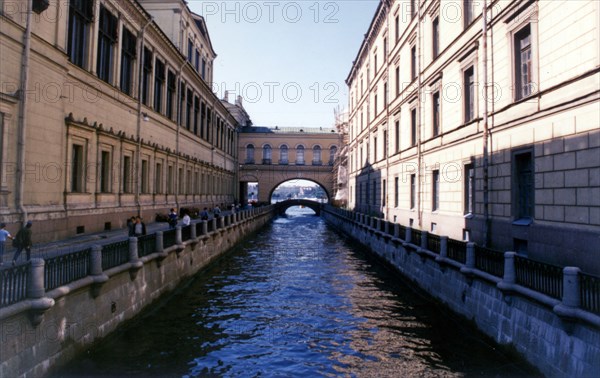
(182, 225, 192, 242)
(446, 239, 467, 264)
(514, 255, 563, 300)
(411, 228, 422, 245)
(163, 229, 177, 249)
(102, 240, 130, 270)
(580, 272, 600, 314)
(474, 245, 505, 278)
(45, 248, 91, 291)
(428, 234, 441, 254)
(0, 264, 29, 308)
(138, 234, 157, 257)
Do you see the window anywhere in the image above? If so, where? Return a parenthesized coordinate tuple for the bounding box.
(155, 162, 163, 194)
(71, 144, 85, 192)
(166, 71, 176, 119)
(122, 155, 132, 193)
(120, 28, 136, 96)
(411, 108, 417, 147)
(432, 170, 440, 211)
(394, 177, 399, 207)
(373, 137, 378, 162)
(186, 88, 193, 131)
(464, 163, 475, 215)
(97, 6, 117, 83)
(141, 160, 149, 193)
(374, 94, 378, 115)
(432, 17, 439, 59)
(411, 0, 416, 19)
(154, 59, 165, 113)
(280, 145, 289, 164)
(201, 58, 207, 80)
(329, 146, 337, 165)
(514, 24, 533, 100)
(383, 130, 387, 158)
(464, 66, 475, 122)
(178, 168, 184, 195)
(313, 146, 322, 165)
(142, 47, 152, 106)
(514, 151, 533, 219)
(395, 120, 400, 152)
(187, 38, 193, 63)
(246, 144, 255, 164)
(395, 15, 399, 41)
(395, 66, 400, 96)
(463, 0, 473, 27)
(383, 82, 388, 107)
(168, 165, 174, 194)
(195, 49, 200, 72)
(383, 37, 387, 59)
(432, 91, 440, 137)
(382, 179, 386, 207)
(410, 174, 416, 209)
(263, 144, 272, 164)
(411, 45, 417, 81)
(194, 96, 200, 135)
(187, 169, 192, 194)
(100, 151, 111, 193)
(296, 145, 305, 165)
(374, 53, 378, 73)
(179, 82, 186, 127)
(67, 0, 93, 68)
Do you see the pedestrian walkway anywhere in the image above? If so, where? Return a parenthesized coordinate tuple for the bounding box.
(0, 211, 233, 266)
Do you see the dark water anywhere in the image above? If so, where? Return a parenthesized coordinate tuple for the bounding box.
(56, 208, 537, 377)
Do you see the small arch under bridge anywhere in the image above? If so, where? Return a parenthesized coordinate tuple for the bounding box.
(274, 200, 322, 216)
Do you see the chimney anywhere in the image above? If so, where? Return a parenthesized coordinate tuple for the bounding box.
(223, 90, 229, 102)
(236, 95, 242, 107)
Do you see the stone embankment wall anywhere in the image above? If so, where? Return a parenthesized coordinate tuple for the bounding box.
(322, 207, 600, 378)
(0, 207, 275, 377)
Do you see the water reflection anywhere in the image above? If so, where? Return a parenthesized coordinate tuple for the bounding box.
(56, 207, 537, 377)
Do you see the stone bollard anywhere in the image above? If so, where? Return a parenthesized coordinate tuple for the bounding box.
(384, 221, 390, 235)
(90, 245, 103, 276)
(128, 237, 143, 279)
(421, 231, 428, 250)
(27, 258, 46, 299)
(562, 267, 581, 308)
(394, 224, 400, 238)
(375, 218, 380, 231)
(156, 231, 164, 253)
(439, 236, 448, 259)
(405, 227, 412, 244)
(211, 218, 217, 231)
(201, 220, 208, 236)
(190, 223, 197, 240)
(176, 226, 183, 244)
(497, 252, 517, 293)
(465, 243, 476, 269)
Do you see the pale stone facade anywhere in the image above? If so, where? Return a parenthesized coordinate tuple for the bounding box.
(0, 0, 238, 242)
(346, 0, 600, 273)
(238, 127, 339, 203)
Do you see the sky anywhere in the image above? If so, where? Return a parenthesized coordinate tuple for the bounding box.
(187, 0, 380, 128)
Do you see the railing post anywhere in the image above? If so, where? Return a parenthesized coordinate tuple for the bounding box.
(497, 252, 517, 294)
(405, 227, 412, 244)
(129, 237, 142, 279)
(466, 242, 475, 269)
(201, 220, 208, 235)
(394, 224, 400, 238)
(27, 258, 45, 299)
(211, 218, 217, 232)
(156, 231, 164, 253)
(440, 236, 448, 259)
(562, 267, 581, 308)
(421, 231, 428, 249)
(176, 226, 183, 244)
(90, 245, 108, 297)
(384, 220, 390, 235)
(190, 223, 197, 240)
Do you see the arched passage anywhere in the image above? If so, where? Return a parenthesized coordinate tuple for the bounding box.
(268, 178, 330, 204)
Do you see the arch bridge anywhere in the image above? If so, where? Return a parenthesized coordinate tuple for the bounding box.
(238, 126, 340, 204)
(274, 199, 322, 215)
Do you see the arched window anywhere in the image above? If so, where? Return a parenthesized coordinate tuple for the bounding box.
(246, 144, 254, 164)
(329, 146, 337, 165)
(312, 146, 322, 165)
(263, 144, 272, 164)
(296, 145, 305, 165)
(279, 145, 288, 164)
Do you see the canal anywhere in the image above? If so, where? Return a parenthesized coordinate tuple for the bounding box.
(55, 207, 537, 377)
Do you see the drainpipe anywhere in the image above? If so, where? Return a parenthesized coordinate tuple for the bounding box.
(416, 2, 423, 230)
(482, 0, 491, 246)
(15, 0, 33, 226)
(174, 59, 187, 211)
(135, 16, 154, 217)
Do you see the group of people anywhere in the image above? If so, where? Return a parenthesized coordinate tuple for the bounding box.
(127, 216, 148, 237)
(0, 221, 33, 266)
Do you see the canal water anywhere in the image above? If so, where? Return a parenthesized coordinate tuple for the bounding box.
(56, 207, 537, 377)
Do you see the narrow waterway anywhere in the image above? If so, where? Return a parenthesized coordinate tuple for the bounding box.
(56, 208, 537, 377)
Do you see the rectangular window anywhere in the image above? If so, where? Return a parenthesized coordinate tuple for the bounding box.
(464, 163, 475, 214)
(514, 24, 532, 100)
(395, 66, 400, 96)
(464, 66, 475, 122)
(374, 136, 378, 162)
(186, 88, 193, 131)
(374, 53, 378, 73)
(382, 179, 386, 207)
(179, 82, 186, 127)
(178, 168, 184, 195)
(201, 59, 207, 80)
(141, 160, 149, 193)
(194, 96, 200, 135)
(514, 152, 533, 219)
(372, 180, 377, 205)
(97, 5, 117, 83)
(432, 17, 439, 59)
(100, 150, 111, 193)
(411, 0, 416, 19)
(122, 156, 132, 193)
(394, 177, 399, 207)
(195, 49, 200, 72)
(154, 59, 165, 113)
(410, 174, 416, 209)
(188, 38, 193, 63)
(395, 15, 399, 41)
(67, 0, 93, 68)
(120, 28, 136, 96)
(383, 82, 388, 107)
(411, 45, 417, 81)
(155, 162, 163, 194)
(187, 169, 192, 194)
(166, 71, 176, 119)
(383, 130, 387, 158)
(432, 91, 440, 137)
(383, 37, 387, 59)
(168, 165, 174, 194)
(395, 120, 400, 152)
(142, 47, 152, 106)
(411, 108, 417, 147)
(374, 94, 378, 116)
(432, 170, 440, 211)
(71, 144, 84, 192)
(464, 0, 473, 27)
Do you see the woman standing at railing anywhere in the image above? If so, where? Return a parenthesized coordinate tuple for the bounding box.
(0, 223, 14, 266)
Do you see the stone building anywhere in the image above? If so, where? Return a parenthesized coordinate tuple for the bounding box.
(0, 0, 238, 242)
(346, 0, 600, 273)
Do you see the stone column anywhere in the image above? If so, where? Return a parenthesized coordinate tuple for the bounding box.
(465, 243, 476, 268)
(176, 226, 182, 244)
(156, 231, 164, 253)
(405, 227, 412, 244)
(497, 252, 517, 293)
(90, 245, 103, 276)
(562, 267, 581, 308)
(27, 258, 45, 299)
(190, 223, 197, 239)
(394, 223, 400, 238)
(211, 218, 217, 231)
(201, 220, 208, 235)
(384, 220, 390, 235)
(421, 231, 428, 249)
(129, 237, 139, 264)
(439, 236, 448, 259)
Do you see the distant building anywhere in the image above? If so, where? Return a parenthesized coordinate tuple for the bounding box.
(346, 0, 600, 273)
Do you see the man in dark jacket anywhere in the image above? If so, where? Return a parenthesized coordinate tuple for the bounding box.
(12, 221, 33, 264)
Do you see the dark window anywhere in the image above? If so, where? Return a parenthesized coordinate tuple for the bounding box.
(296, 145, 305, 165)
(200, 102, 206, 139)
(374, 53, 378, 73)
(383, 37, 388, 59)
(166, 71, 176, 119)
(394, 177, 399, 207)
(201, 59, 207, 80)
(167, 165, 174, 194)
(142, 47, 152, 106)
(186, 88, 193, 131)
(464, 0, 473, 27)
(194, 96, 200, 135)
(383, 130, 387, 158)
(195, 49, 200, 72)
(514, 152, 533, 219)
(374, 94, 378, 115)
(122, 156, 132, 193)
(411, 45, 417, 81)
(313, 146, 321, 165)
(71, 144, 84, 192)
(67, 0, 93, 68)
(514, 24, 532, 100)
(395, 66, 400, 96)
(411, 0, 416, 19)
(464, 66, 475, 122)
(395, 120, 400, 152)
(280, 145, 289, 164)
(100, 151, 111, 193)
(410, 174, 416, 209)
(141, 160, 149, 193)
(382, 179, 386, 207)
(411, 108, 417, 147)
(155, 162, 163, 194)
(432, 17, 439, 59)
(246, 144, 254, 164)
(263, 145, 272, 164)
(120, 28, 136, 96)
(383, 82, 388, 107)
(432, 91, 440, 137)
(179, 82, 186, 126)
(329, 146, 337, 165)
(154, 59, 165, 113)
(97, 6, 117, 83)
(464, 163, 475, 214)
(432, 170, 440, 211)
(188, 38, 193, 63)
(395, 15, 399, 41)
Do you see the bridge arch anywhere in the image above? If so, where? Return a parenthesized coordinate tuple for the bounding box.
(273, 199, 322, 215)
(268, 178, 330, 203)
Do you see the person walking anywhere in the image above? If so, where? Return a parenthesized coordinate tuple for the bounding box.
(168, 208, 178, 229)
(12, 221, 33, 265)
(182, 211, 191, 226)
(133, 216, 147, 237)
(200, 207, 209, 221)
(0, 223, 13, 266)
(127, 216, 136, 237)
(213, 205, 221, 219)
